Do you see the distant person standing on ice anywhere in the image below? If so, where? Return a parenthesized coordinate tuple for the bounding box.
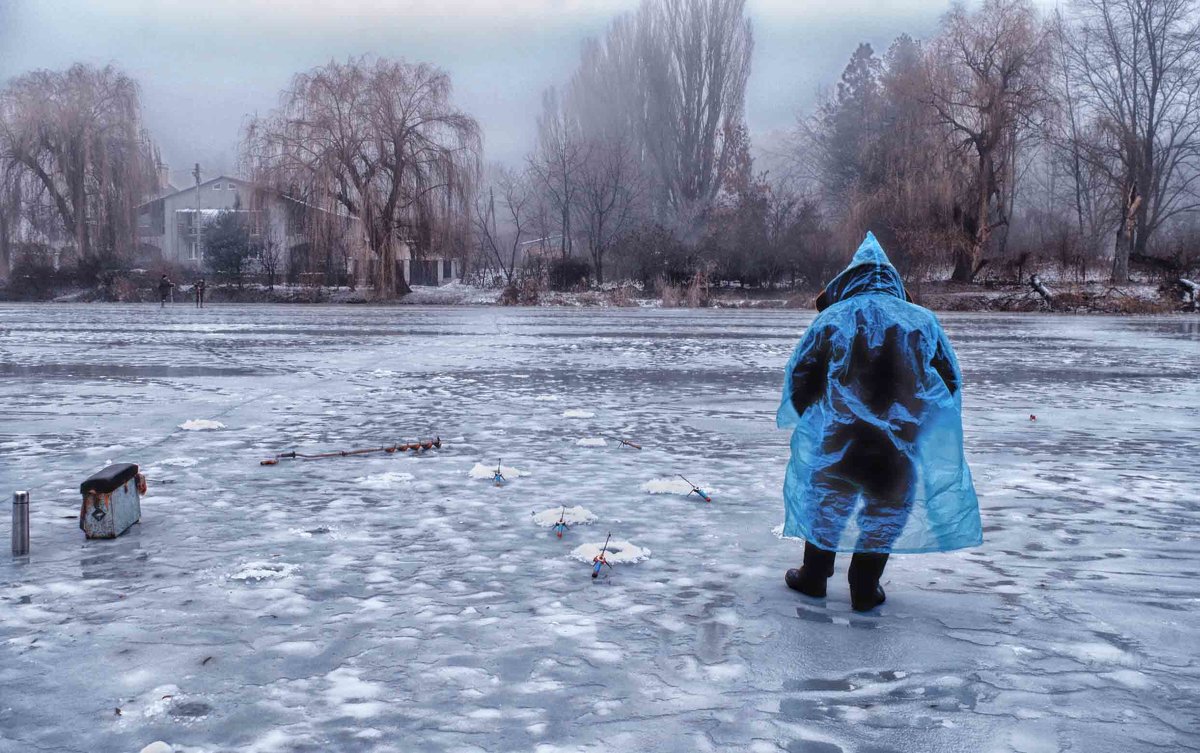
(158, 274, 174, 307)
(194, 277, 206, 308)
(777, 232, 980, 612)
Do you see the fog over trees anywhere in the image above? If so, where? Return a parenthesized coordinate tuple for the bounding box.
(1, 0, 1198, 297)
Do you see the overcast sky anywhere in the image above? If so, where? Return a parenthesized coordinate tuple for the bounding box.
(0, 0, 955, 185)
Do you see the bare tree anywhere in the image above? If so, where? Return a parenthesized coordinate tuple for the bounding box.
(528, 88, 584, 259)
(256, 204, 284, 291)
(1064, 0, 1200, 282)
(0, 63, 157, 269)
(572, 135, 642, 284)
(1011, 9, 1119, 281)
(243, 57, 481, 297)
(563, 0, 752, 234)
(473, 165, 533, 285)
(636, 0, 754, 228)
(925, 0, 1053, 281)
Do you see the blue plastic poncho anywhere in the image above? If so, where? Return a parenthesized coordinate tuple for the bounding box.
(777, 233, 981, 554)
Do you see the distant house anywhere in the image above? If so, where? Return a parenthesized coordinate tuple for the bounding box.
(136, 175, 460, 287)
(520, 234, 566, 263)
(136, 176, 272, 264)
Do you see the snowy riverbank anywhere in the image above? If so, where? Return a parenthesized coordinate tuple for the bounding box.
(8, 276, 1194, 313)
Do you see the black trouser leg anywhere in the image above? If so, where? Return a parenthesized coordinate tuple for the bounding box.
(848, 553, 889, 612)
(804, 541, 836, 577)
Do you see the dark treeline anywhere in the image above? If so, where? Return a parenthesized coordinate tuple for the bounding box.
(1, 0, 1198, 299)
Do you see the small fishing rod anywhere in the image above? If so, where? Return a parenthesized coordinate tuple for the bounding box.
(678, 475, 712, 503)
(553, 506, 568, 539)
(261, 438, 441, 466)
(611, 437, 642, 450)
(591, 532, 613, 579)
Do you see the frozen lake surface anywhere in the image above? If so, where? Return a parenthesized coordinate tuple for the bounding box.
(1, 304, 1198, 753)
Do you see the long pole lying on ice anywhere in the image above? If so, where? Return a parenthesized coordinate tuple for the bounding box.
(261, 438, 441, 465)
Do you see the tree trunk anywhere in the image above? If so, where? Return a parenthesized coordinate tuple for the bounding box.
(377, 236, 395, 297)
(953, 151, 993, 283)
(951, 244, 976, 283)
(396, 259, 412, 295)
(1111, 230, 1129, 284)
(1111, 182, 1139, 284)
(0, 207, 9, 277)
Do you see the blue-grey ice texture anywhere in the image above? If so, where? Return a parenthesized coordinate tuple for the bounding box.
(1, 305, 1198, 753)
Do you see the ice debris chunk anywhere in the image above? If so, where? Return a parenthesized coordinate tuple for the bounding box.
(641, 477, 711, 496)
(228, 562, 299, 582)
(571, 539, 651, 564)
(354, 471, 415, 489)
(178, 419, 225, 431)
(532, 506, 598, 527)
(468, 463, 527, 480)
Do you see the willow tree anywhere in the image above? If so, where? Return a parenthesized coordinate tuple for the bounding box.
(0, 63, 157, 267)
(925, 0, 1052, 281)
(243, 58, 481, 296)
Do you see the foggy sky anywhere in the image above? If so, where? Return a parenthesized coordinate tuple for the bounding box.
(0, 0, 952, 187)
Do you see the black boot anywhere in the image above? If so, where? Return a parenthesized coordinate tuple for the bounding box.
(848, 552, 889, 612)
(786, 543, 836, 598)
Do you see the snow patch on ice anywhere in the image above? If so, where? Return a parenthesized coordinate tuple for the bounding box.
(468, 463, 526, 479)
(570, 539, 651, 564)
(286, 526, 337, 539)
(139, 743, 173, 753)
(228, 562, 299, 582)
(140, 685, 181, 719)
(1103, 669, 1152, 689)
(156, 457, 198, 468)
(641, 477, 711, 496)
(325, 667, 387, 720)
(532, 506, 598, 527)
(270, 641, 322, 657)
(1061, 641, 1129, 665)
(576, 437, 608, 447)
(178, 419, 225, 431)
(562, 409, 595, 418)
(354, 471, 415, 489)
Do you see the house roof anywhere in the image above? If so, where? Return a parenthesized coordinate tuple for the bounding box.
(138, 175, 251, 208)
(521, 234, 564, 247)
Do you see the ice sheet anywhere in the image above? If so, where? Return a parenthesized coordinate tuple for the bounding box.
(1, 305, 1197, 753)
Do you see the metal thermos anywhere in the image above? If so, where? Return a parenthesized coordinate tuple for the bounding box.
(12, 491, 29, 556)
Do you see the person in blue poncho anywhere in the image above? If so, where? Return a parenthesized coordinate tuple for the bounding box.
(778, 232, 981, 612)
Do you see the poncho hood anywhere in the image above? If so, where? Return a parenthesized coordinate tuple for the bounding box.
(818, 232, 908, 309)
